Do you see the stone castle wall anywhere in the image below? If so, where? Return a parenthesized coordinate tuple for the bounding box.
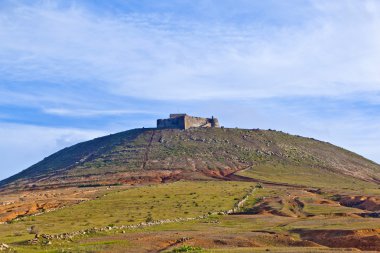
(184, 116, 214, 129)
(157, 114, 219, 130)
(157, 117, 185, 129)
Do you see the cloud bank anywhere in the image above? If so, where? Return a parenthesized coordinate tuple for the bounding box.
(0, 0, 379, 102)
(0, 123, 105, 180)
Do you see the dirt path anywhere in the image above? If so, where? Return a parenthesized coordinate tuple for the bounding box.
(225, 170, 308, 189)
(142, 130, 155, 170)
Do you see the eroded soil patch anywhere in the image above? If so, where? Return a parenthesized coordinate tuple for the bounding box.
(294, 229, 380, 251)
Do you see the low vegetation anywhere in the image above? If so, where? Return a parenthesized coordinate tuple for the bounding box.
(238, 163, 380, 194)
(0, 181, 254, 249)
(171, 245, 203, 252)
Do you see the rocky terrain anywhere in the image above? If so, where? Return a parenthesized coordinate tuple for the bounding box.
(0, 187, 113, 223)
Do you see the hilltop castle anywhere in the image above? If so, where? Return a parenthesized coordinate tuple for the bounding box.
(157, 114, 220, 130)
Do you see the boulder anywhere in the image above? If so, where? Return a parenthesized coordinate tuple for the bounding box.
(0, 244, 9, 251)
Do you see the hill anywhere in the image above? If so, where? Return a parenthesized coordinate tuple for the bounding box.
(1, 127, 380, 252)
(1, 127, 379, 191)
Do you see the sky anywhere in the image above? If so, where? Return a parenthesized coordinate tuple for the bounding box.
(0, 0, 380, 180)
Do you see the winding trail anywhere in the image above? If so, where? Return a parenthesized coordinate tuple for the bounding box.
(225, 169, 309, 189)
(142, 130, 156, 170)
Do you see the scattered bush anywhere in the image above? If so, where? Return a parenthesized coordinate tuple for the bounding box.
(145, 214, 153, 223)
(171, 245, 203, 252)
(28, 225, 39, 235)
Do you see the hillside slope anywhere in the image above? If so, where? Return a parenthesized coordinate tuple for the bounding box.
(1, 127, 380, 190)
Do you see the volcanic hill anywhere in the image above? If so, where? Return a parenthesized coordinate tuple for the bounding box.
(1, 127, 379, 190)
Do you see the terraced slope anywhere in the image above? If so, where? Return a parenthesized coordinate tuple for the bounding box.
(1, 127, 380, 190)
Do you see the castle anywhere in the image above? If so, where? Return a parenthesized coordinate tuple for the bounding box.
(157, 114, 220, 130)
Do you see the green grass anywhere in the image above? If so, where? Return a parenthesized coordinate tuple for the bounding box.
(0, 181, 255, 246)
(239, 187, 280, 213)
(283, 216, 380, 231)
(238, 163, 379, 192)
(202, 248, 361, 253)
(4, 239, 130, 253)
(302, 203, 359, 216)
(4, 203, 380, 252)
(171, 245, 203, 252)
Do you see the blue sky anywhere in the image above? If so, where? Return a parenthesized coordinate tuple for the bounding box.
(1, 0, 380, 180)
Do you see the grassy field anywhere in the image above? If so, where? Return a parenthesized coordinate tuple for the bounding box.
(1, 163, 379, 253)
(238, 163, 380, 194)
(17, 214, 378, 253)
(0, 181, 255, 249)
(201, 248, 371, 252)
(1, 180, 379, 252)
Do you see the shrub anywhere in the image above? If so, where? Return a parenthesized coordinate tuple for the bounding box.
(145, 214, 153, 223)
(171, 245, 203, 252)
(29, 225, 39, 235)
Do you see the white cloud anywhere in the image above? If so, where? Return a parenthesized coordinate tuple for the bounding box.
(42, 108, 152, 117)
(0, 123, 105, 180)
(0, 89, 86, 107)
(297, 115, 380, 164)
(0, 1, 379, 101)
